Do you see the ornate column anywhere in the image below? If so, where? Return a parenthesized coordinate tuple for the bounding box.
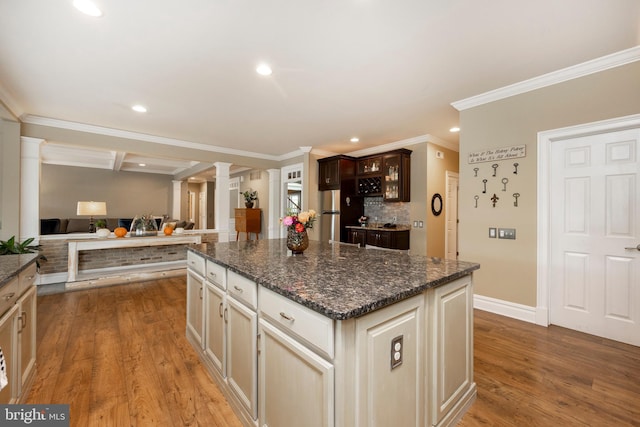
(267, 168, 281, 239)
(20, 137, 44, 243)
(214, 162, 231, 242)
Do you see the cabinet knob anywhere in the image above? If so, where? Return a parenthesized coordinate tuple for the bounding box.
(3, 292, 15, 302)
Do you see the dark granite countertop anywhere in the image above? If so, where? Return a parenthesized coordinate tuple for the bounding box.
(0, 253, 39, 288)
(345, 224, 411, 232)
(189, 239, 479, 320)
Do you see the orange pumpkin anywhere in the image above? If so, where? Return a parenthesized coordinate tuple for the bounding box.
(163, 226, 174, 236)
(114, 227, 128, 238)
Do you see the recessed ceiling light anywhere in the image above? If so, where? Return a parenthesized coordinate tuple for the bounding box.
(350, 137, 360, 143)
(138, 163, 146, 167)
(449, 127, 460, 133)
(132, 104, 147, 113)
(73, 0, 103, 17)
(256, 63, 272, 76)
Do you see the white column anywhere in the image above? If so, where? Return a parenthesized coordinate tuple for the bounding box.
(20, 137, 44, 243)
(299, 146, 312, 210)
(172, 180, 182, 219)
(214, 162, 231, 243)
(267, 168, 281, 239)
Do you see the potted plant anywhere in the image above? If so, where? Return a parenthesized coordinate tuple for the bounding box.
(241, 189, 258, 208)
(131, 214, 159, 237)
(95, 219, 110, 237)
(0, 236, 47, 269)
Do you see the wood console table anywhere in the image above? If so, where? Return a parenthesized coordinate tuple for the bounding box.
(66, 234, 201, 289)
(235, 208, 261, 240)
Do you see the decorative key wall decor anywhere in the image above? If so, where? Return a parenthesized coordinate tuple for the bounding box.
(469, 145, 526, 209)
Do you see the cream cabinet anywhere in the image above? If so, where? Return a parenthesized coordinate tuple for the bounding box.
(0, 262, 38, 404)
(17, 286, 37, 398)
(204, 260, 227, 377)
(186, 269, 205, 349)
(354, 294, 424, 427)
(226, 271, 258, 421)
(204, 282, 225, 376)
(0, 303, 19, 403)
(428, 275, 474, 426)
(258, 319, 334, 427)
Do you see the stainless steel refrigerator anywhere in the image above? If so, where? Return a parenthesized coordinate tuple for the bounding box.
(320, 189, 363, 243)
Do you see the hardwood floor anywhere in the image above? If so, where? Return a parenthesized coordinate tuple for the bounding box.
(26, 278, 241, 427)
(28, 279, 640, 426)
(460, 309, 640, 426)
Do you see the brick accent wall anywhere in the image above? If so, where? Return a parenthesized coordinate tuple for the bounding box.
(38, 232, 219, 275)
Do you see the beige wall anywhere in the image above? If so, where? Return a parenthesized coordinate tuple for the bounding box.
(426, 143, 459, 258)
(0, 119, 21, 240)
(459, 61, 640, 307)
(40, 163, 174, 219)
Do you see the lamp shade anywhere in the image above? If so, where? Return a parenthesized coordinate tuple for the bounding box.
(77, 201, 107, 216)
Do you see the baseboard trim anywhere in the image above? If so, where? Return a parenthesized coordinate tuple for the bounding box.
(473, 294, 537, 324)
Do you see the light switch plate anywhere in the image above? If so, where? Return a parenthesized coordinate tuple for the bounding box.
(489, 227, 496, 238)
(499, 228, 516, 239)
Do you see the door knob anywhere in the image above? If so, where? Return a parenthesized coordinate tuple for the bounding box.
(624, 244, 640, 251)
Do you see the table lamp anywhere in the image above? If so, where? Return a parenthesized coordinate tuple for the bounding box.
(77, 201, 107, 233)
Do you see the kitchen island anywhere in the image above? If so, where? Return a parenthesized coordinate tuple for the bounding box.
(186, 239, 479, 427)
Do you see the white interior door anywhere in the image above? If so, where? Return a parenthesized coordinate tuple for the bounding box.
(550, 128, 640, 346)
(445, 172, 459, 260)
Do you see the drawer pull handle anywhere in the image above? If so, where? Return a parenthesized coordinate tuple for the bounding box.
(279, 312, 294, 322)
(3, 292, 15, 302)
(209, 272, 217, 278)
(233, 285, 243, 293)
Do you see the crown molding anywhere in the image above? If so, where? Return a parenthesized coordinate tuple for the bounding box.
(21, 114, 306, 162)
(0, 85, 23, 120)
(452, 45, 640, 111)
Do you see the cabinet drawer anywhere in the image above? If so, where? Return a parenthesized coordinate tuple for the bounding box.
(0, 277, 19, 317)
(259, 287, 334, 359)
(227, 270, 257, 310)
(187, 251, 205, 276)
(206, 260, 226, 290)
(18, 263, 37, 295)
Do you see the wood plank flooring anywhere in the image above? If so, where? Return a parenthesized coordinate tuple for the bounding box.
(26, 278, 241, 427)
(460, 309, 640, 426)
(27, 279, 640, 426)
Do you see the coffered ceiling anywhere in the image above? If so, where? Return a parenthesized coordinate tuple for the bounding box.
(1, 1, 639, 175)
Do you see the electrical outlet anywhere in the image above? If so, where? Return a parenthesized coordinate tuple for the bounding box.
(419, 221, 423, 228)
(391, 335, 403, 369)
(489, 227, 496, 238)
(392, 216, 397, 223)
(413, 221, 419, 228)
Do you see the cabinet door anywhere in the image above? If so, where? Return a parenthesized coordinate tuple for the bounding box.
(186, 269, 205, 349)
(355, 294, 424, 427)
(0, 305, 19, 404)
(348, 229, 366, 247)
(204, 282, 226, 377)
(17, 286, 37, 396)
(429, 276, 473, 426)
(226, 296, 258, 420)
(382, 153, 410, 202)
(366, 230, 391, 248)
(258, 319, 334, 427)
(318, 159, 339, 191)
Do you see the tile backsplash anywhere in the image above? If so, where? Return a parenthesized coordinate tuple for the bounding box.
(363, 197, 410, 224)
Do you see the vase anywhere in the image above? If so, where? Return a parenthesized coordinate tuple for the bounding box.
(287, 229, 309, 254)
(245, 201, 254, 208)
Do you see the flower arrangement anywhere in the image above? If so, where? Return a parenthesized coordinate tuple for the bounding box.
(358, 215, 369, 226)
(131, 213, 159, 236)
(281, 209, 317, 233)
(282, 209, 317, 254)
(240, 190, 258, 203)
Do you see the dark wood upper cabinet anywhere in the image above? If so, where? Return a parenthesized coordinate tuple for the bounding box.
(355, 149, 411, 201)
(318, 155, 356, 191)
